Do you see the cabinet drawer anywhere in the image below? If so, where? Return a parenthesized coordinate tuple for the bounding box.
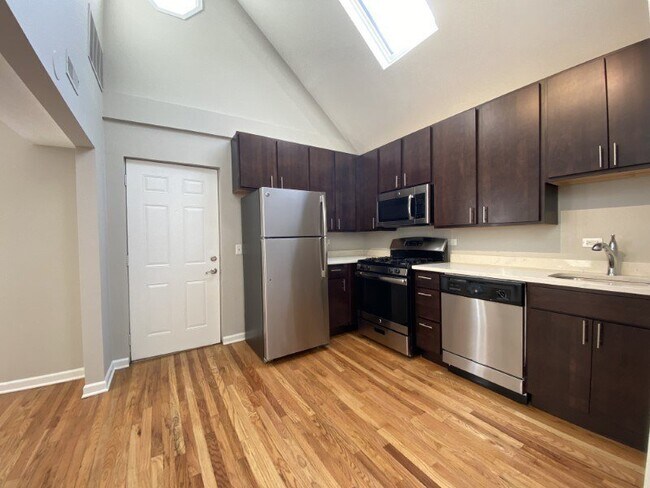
(414, 271, 439, 290)
(328, 265, 349, 280)
(416, 319, 441, 355)
(415, 288, 440, 322)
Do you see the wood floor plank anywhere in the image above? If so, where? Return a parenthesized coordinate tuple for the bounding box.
(0, 332, 645, 487)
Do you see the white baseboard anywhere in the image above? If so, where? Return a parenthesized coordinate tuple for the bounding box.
(82, 357, 130, 399)
(0, 367, 85, 395)
(222, 332, 246, 345)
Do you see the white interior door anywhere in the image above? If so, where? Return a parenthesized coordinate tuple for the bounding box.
(126, 159, 220, 360)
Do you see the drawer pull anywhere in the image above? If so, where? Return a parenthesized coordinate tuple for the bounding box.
(417, 292, 432, 297)
(419, 323, 433, 329)
(374, 327, 386, 335)
(330, 268, 343, 272)
(417, 275, 432, 280)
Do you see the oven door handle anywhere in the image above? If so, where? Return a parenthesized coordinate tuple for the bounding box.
(356, 271, 408, 286)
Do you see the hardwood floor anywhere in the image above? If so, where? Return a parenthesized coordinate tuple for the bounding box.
(0, 333, 646, 487)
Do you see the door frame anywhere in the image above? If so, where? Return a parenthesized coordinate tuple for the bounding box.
(124, 157, 223, 360)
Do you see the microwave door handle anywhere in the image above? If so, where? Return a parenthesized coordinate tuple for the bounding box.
(407, 194, 414, 221)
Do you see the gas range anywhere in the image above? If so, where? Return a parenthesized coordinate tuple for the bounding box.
(357, 256, 440, 277)
(355, 237, 449, 357)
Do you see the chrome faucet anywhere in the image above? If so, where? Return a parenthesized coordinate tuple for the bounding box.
(592, 234, 620, 276)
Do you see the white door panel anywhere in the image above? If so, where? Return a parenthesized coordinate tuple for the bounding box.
(127, 160, 220, 360)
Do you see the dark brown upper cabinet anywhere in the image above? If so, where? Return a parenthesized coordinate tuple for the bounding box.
(231, 132, 277, 192)
(378, 139, 402, 193)
(277, 140, 309, 190)
(334, 153, 356, 232)
(478, 84, 541, 225)
(606, 39, 650, 169)
(356, 150, 379, 231)
(432, 109, 477, 227)
(401, 127, 431, 188)
(309, 147, 336, 231)
(545, 59, 608, 179)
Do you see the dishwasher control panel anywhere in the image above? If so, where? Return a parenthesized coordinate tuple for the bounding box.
(440, 276, 525, 306)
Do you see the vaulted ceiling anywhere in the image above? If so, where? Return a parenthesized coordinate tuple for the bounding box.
(237, 0, 650, 153)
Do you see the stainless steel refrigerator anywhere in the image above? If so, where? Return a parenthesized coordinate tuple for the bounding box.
(241, 187, 329, 362)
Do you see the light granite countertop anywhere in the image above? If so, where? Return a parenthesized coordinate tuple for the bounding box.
(327, 255, 372, 265)
(412, 262, 650, 297)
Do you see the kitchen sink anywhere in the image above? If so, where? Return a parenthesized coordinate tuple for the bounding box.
(548, 272, 650, 286)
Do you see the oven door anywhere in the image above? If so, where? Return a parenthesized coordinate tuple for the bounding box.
(356, 271, 409, 335)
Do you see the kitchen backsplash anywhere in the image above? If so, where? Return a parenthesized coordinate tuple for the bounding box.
(329, 174, 650, 272)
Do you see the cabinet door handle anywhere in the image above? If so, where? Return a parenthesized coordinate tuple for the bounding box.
(395, 175, 399, 188)
(419, 323, 433, 330)
(417, 292, 432, 297)
(280, 176, 284, 188)
(469, 207, 474, 224)
(372, 217, 375, 229)
(598, 145, 603, 168)
(330, 218, 333, 230)
(612, 143, 618, 167)
(581, 319, 587, 345)
(482, 206, 488, 224)
(403, 172, 407, 187)
(270, 175, 274, 188)
(337, 218, 341, 230)
(342, 278, 346, 292)
(596, 322, 602, 349)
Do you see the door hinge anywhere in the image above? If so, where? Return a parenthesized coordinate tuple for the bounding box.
(126, 254, 129, 267)
(124, 173, 128, 187)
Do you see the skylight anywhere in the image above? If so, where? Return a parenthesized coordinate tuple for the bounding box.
(149, 0, 203, 20)
(338, 0, 438, 69)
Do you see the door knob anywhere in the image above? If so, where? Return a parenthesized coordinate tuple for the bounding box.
(205, 268, 218, 275)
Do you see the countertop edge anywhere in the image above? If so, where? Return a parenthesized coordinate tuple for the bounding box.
(411, 263, 650, 297)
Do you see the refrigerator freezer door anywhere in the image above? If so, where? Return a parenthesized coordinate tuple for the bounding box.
(260, 188, 326, 238)
(262, 237, 329, 361)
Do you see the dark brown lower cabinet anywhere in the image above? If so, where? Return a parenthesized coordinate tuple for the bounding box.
(527, 285, 650, 450)
(328, 264, 356, 335)
(527, 310, 592, 419)
(414, 271, 443, 364)
(589, 321, 650, 450)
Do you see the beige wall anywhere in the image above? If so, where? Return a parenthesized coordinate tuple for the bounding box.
(330, 175, 650, 272)
(0, 121, 82, 382)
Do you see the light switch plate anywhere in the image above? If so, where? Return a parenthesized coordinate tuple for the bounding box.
(235, 244, 242, 255)
(582, 237, 602, 248)
(449, 238, 458, 246)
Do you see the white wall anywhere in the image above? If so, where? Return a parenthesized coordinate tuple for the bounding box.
(0, 121, 82, 383)
(103, 0, 352, 151)
(2, 0, 112, 386)
(330, 175, 650, 273)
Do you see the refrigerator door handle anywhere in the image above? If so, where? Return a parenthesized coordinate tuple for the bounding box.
(320, 237, 327, 278)
(319, 194, 327, 236)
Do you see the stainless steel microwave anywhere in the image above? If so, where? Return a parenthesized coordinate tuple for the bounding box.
(377, 184, 431, 228)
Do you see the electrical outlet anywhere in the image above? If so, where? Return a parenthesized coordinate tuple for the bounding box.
(449, 239, 458, 246)
(582, 237, 602, 248)
(235, 244, 242, 255)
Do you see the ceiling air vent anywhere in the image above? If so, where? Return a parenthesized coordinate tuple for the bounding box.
(87, 5, 103, 90)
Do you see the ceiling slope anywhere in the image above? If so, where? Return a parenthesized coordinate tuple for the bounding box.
(237, 0, 650, 153)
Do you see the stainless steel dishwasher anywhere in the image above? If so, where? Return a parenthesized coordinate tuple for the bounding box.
(441, 275, 526, 401)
